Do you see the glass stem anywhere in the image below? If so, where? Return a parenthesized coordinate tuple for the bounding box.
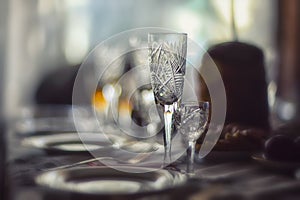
(163, 103, 174, 165)
(187, 140, 196, 174)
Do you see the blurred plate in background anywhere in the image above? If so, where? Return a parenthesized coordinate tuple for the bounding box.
(21, 132, 110, 153)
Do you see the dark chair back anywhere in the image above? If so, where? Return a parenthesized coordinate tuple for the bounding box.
(0, 120, 6, 200)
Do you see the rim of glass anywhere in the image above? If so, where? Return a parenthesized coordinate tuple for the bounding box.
(148, 32, 187, 36)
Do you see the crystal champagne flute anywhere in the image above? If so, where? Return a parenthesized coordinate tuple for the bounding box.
(148, 33, 187, 164)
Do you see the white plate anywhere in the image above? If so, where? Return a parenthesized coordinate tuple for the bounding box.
(21, 132, 163, 155)
(21, 133, 111, 153)
(35, 166, 187, 196)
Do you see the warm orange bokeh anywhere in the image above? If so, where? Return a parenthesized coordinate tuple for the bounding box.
(92, 90, 107, 112)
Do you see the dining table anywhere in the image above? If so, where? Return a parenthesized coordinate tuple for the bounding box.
(5, 121, 300, 200)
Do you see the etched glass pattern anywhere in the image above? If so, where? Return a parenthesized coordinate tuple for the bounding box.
(149, 35, 187, 105)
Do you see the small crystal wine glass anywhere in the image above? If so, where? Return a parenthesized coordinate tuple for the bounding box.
(179, 101, 210, 174)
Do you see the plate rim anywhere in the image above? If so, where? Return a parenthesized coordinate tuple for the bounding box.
(21, 132, 110, 153)
(35, 166, 188, 196)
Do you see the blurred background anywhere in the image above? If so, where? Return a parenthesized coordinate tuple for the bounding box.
(0, 0, 299, 124)
(1, 1, 300, 199)
(0, 0, 276, 118)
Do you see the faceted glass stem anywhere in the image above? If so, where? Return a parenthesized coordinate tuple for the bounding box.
(163, 103, 175, 165)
